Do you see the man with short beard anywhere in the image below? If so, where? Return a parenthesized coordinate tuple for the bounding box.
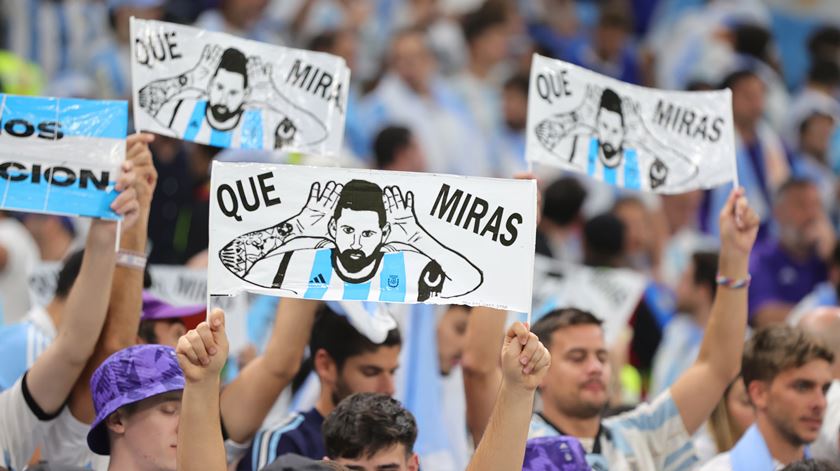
(701, 325, 834, 470)
(239, 304, 402, 471)
(528, 188, 759, 470)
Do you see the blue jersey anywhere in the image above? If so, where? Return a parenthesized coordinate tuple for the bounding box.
(239, 408, 325, 471)
(169, 99, 268, 149)
(0, 307, 54, 392)
(245, 248, 440, 303)
(587, 137, 642, 190)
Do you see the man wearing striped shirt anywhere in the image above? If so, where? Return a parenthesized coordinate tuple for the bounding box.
(527, 188, 759, 470)
(220, 179, 483, 304)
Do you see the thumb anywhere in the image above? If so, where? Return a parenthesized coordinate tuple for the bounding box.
(506, 321, 530, 348)
(209, 308, 226, 336)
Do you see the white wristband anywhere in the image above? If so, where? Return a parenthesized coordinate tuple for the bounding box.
(116, 250, 147, 271)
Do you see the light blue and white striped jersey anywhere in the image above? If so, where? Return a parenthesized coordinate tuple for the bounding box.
(2, 0, 107, 82)
(246, 248, 435, 303)
(529, 390, 699, 471)
(168, 99, 274, 149)
(586, 137, 642, 190)
(0, 306, 55, 392)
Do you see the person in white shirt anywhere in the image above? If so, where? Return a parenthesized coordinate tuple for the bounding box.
(0, 164, 139, 471)
(701, 325, 834, 470)
(529, 188, 759, 470)
(798, 307, 840, 463)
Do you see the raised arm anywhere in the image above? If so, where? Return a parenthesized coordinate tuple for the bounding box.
(462, 306, 507, 444)
(177, 308, 229, 471)
(27, 163, 140, 414)
(670, 188, 759, 434)
(69, 133, 157, 422)
(466, 322, 550, 471)
(220, 298, 319, 443)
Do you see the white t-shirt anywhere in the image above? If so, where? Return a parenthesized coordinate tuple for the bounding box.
(0, 218, 40, 325)
(41, 408, 109, 470)
(699, 451, 783, 471)
(0, 375, 55, 470)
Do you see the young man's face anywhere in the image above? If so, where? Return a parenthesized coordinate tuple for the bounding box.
(108, 392, 182, 471)
(331, 345, 401, 405)
(540, 325, 611, 419)
(752, 359, 833, 446)
(436, 306, 470, 376)
(207, 68, 246, 126)
(332, 209, 388, 274)
(595, 108, 625, 168)
(333, 445, 420, 471)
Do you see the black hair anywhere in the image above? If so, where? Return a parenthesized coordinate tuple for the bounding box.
(215, 47, 248, 88)
(504, 73, 530, 96)
(333, 180, 387, 228)
(323, 393, 417, 460)
(720, 69, 761, 91)
(597, 88, 624, 126)
(733, 23, 773, 63)
(137, 318, 182, 344)
(808, 26, 840, 62)
(54, 250, 85, 299)
(691, 251, 719, 297)
(532, 308, 603, 349)
(308, 30, 339, 53)
(781, 460, 840, 471)
(373, 126, 412, 171)
(808, 60, 840, 88)
(774, 176, 818, 203)
(542, 177, 587, 227)
(583, 213, 625, 267)
(310, 304, 401, 371)
(461, 2, 507, 45)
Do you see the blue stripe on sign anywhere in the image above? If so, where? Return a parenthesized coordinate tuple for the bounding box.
(587, 137, 598, 177)
(0, 95, 127, 139)
(58, 97, 127, 139)
(603, 162, 617, 185)
(240, 109, 263, 149)
(183, 100, 207, 142)
(343, 281, 371, 300)
(267, 414, 305, 467)
(0, 173, 119, 220)
(209, 126, 232, 148)
(304, 249, 333, 299)
(624, 148, 641, 190)
(379, 252, 406, 302)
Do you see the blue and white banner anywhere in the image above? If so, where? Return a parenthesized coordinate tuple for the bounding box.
(208, 161, 537, 312)
(130, 18, 349, 157)
(526, 54, 737, 194)
(0, 94, 127, 219)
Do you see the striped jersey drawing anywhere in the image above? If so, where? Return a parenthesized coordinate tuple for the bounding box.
(242, 247, 444, 303)
(167, 99, 292, 149)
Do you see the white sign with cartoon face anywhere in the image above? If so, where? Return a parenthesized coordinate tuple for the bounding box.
(526, 54, 737, 194)
(208, 161, 537, 312)
(130, 18, 349, 157)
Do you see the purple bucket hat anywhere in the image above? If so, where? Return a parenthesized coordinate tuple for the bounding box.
(87, 344, 185, 455)
(142, 292, 205, 331)
(524, 436, 591, 471)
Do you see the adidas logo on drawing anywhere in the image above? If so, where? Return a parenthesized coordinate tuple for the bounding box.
(311, 273, 327, 285)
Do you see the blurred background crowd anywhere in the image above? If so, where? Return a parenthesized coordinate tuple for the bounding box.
(1, 0, 840, 468)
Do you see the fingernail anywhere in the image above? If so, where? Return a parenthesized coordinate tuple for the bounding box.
(202, 358, 209, 365)
(208, 347, 217, 355)
(523, 366, 532, 374)
(520, 356, 528, 365)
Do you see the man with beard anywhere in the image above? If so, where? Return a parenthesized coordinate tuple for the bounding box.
(137, 46, 326, 149)
(528, 188, 759, 470)
(239, 304, 402, 470)
(220, 179, 482, 303)
(701, 325, 834, 470)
